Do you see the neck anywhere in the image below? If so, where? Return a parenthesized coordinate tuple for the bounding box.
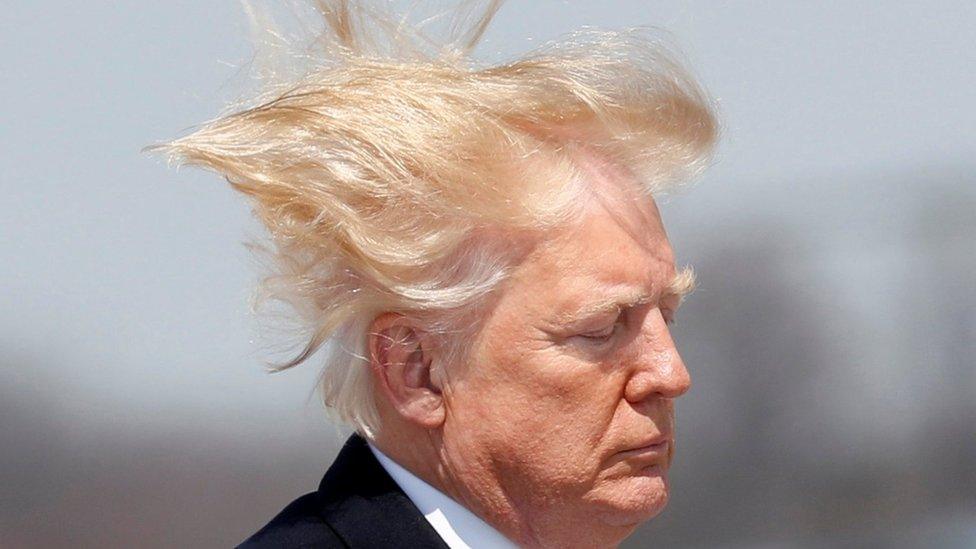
(371, 417, 540, 547)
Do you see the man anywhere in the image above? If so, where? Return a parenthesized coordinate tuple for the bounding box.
(151, 1, 717, 547)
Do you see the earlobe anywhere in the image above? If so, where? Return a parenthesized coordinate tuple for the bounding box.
(368, 313, 446, 429)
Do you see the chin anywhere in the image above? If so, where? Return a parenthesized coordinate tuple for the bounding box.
(593, 468, 670, 527)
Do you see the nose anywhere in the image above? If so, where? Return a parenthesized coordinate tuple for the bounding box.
(623, 313, 692, 403)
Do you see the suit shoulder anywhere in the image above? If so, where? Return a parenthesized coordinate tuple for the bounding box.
(237, 492, 346, 548)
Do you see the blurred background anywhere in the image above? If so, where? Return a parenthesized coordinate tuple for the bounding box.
(2, 1, 974, 547)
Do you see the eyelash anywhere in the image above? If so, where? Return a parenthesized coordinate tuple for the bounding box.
(664, 310, 678, 326)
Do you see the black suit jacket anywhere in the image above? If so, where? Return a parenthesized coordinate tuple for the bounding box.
(239, 434, 450, 548)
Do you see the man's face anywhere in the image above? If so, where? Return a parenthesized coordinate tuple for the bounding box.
(439, 165, 693, 547)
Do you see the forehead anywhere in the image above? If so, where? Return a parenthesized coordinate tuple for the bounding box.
(555, 145, 672, 268)
(525, 197, 673, 289)
(567, 144, 670, 250)
(506, 153, 676, 308)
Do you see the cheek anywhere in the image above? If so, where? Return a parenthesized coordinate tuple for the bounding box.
(451, 342, 625, 476)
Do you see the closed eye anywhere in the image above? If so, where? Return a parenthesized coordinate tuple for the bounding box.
(577, 316, 624, 342)
(579, 305, 676, 344)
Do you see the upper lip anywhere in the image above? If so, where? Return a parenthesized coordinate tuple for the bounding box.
(623, 432, 671, 453)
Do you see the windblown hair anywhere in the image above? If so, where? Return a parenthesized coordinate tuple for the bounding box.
(148, 0, 717, 436)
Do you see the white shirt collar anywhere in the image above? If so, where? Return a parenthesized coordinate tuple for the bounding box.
(367, 442, 519, 549)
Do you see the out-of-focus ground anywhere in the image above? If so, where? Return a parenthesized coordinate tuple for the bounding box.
(2, 1, 974, 547)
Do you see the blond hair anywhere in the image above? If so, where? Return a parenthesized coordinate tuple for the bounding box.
(147, 0, 717, 436)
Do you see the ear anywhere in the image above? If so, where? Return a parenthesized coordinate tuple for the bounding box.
(368, 312, 445, 429)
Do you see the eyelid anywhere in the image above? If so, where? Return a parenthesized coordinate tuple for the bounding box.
(577, 313, 624, 341)
(582, 324, 615, 338)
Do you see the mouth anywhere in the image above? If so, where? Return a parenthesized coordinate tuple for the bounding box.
(613, 434, 672, 467)
(617, 440, 669, 460)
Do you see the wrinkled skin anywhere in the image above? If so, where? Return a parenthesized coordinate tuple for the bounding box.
(372, 156, 693, 549)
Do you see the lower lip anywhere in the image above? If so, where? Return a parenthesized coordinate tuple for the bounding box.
(639, 463, 664, 476)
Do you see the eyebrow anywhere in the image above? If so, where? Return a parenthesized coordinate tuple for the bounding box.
(667, 265, 698, 304)
(557, 265, 698, 324)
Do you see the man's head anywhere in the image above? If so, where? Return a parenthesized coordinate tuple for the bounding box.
(151, 1, 715, 545)
(370, 147, 696, 546)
